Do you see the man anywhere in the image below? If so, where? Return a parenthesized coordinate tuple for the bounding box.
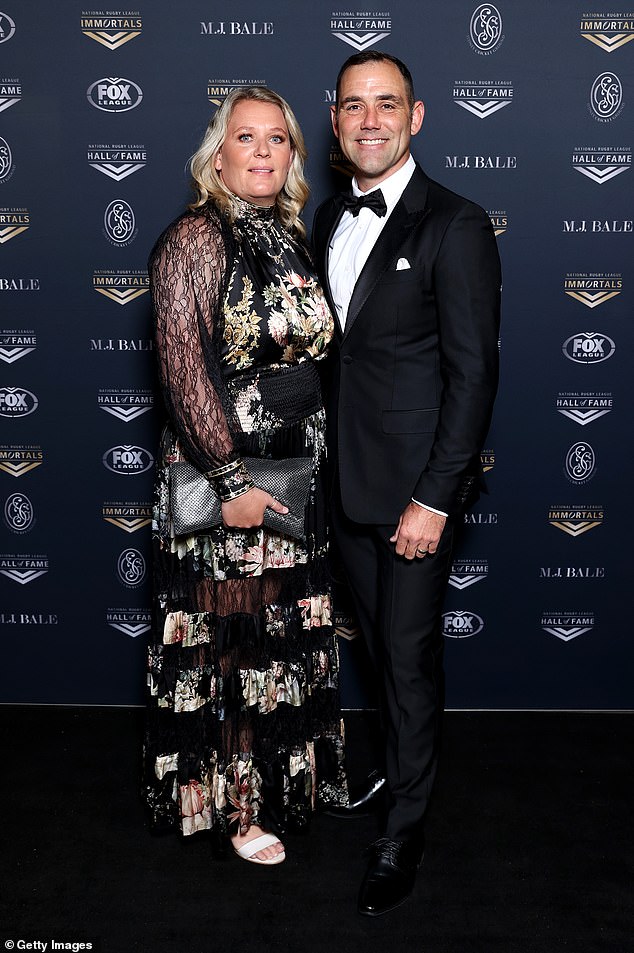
(313, 52, 501, 916)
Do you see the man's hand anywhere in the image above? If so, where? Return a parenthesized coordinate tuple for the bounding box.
(390, 502, 447, 560)
(221, 486, 288, 529)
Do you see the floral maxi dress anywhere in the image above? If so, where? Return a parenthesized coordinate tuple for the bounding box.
(144, 198, 348, 838)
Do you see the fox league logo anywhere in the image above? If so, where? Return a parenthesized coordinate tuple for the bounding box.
(442, 610, 485, 638)
(87, 78, 143, 113)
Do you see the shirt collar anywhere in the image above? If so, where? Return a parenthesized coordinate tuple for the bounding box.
(351, 155, 416, 213)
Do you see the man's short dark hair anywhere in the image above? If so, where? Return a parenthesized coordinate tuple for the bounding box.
(335, 51, 416, 111)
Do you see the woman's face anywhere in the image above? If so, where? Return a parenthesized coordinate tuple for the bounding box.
(215, 100, 294, 206)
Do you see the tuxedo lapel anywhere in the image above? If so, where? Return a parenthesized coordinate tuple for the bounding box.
(314, 196, 345, 332)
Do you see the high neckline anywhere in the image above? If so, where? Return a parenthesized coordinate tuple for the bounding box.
(232, 195, 276, 222)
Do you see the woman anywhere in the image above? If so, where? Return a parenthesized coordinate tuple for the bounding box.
(144, 87, 347, 865)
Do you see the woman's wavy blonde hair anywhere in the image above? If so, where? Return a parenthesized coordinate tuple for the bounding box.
(189, 86, 309, 237)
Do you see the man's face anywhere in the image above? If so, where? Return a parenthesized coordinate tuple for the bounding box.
(331, 60, 424, 190)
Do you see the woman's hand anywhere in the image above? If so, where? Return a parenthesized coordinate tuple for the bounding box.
(221, 486, 288, 529)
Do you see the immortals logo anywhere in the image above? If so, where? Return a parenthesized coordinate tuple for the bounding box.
(0, 11, 16, 43)
(87, 144, 147, 182)
(480, 449, 495, 473)
(103, 200, 137, 247)
(0, 554, 48, 585)
(106, 607, 151, 637)
(0, 78, 21, 112)
(103, 445, 154, 475)
(548, 505, 604, 537)
(329, 145, 354, 178)
(572, 146, 631, 184)
(442, 610, 485, 638)
(0, 135, 14, 183)
(80, 12, 142, 50)
(0, 330, 36, 364)
(93, 269, 149, 305)
(207, 79, 266, 107)
(98, 389, 153, 422)
(3, 491, 34, 533)
(541, 611, 594, 642)
(87, 77, 143, 113)
(488, 210, 508, 236)
(0, 387, 38, 418)
(200, 21, 274, 36)
(117, 548, 146, 587)
(330, 10, 391, 50)
(0, 207, 29, 243)
(562, 331, 615, 364)
(103, 502, 152, 533)
(469, 4, 504, 54)
(580, 15, 634, 52)
(0, 445, 43, 477)
(565, 442, 596, 485)
(589, 72, 624, 121)
(556, 392, 613, 426)
(446, 155, 517, 170)
(449, 559, 488, 590)
(453, 80, 513, 119)
(564, 273, 622, 308)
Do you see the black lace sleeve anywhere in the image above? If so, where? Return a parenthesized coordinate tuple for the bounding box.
(150, 209, 254, 501)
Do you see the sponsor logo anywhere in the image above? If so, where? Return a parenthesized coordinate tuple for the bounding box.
(562, 331, 615, 364)
(0, 11, 16, 43)
(446, 155, 517, 169)
(3, 491, 34, 533)
(564, 272, 621, 308)
(103, 445, 154, 475)
(448, 558, 488, 590)
(442, 610, 485, 638)
(106, 607, 151, 638)
(0, 277, 40, 291)
(207, 79, 267, 107)
(324, 89, 336, 106)
(469, 3, 504, 54)
(0, 78, 21, 113)
(572, 146, 631, 184)
(480, 449, 495, 472)
(80, 13, 142, 50)
(0, 330, 36, 364)
(0, 445, 43, 477)
(93, 269, 149, 305)
(464, 511, 498, 524)
(548, 505, 604, 536)
(103, 199, 137, 247)
(117, 548, 146, 587)
(580, 15, 634, 52)
(0, 134, 14, 182)
(589, 72, 624, 121)
(329, 145, 354, 178)
(97, 389, 153, 422)
(565, 441, 596, 485)
(87, 144, 147, 182)
(556, 392, 613, 426)
(0, 554, 49, 584)
(0, 387, 38, 418)
(563, 219, 633, 232)
(330, 11, 391, 51)
(488, 209, 507, 236)
(541, 611, 594, 642)
(0, 207, 29, 243)
(540, 566, 605, 579)
(200, 21, 274, 36)
(453, 79, 513, 118)
(90, 338, 153, 351)
(87, 78, 143, 113)
(0, 612, 58, 624)
(103, 502, 152, 533)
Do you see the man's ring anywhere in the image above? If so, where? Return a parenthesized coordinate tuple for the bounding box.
(416, 548, 428, 556)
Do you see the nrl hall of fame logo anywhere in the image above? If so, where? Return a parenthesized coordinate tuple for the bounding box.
(555, 391, 613, 426)
(469, 4, 504, 54)
(207, 80, 266, 108)
(80, 12, 143, 50)
(548, 504, 604, 537)
(541, 610, 595, 642)
(0, 207, 29, 244)
(442, 610, 485, 639)
(117, 547, 146, 588)
(87, 145, 147, 183)
(103, 502, 152, 533)
(564, 441, 597, 485)
(0, 386, 38, 418)
(453, 80, 513, 119)
(562, 331, 615, 364)
(580, 14, 634, 52)
(564, 273, 622, 308)
(0, 135, 14, 183)
(93, 269, 149, 305)
(449, 558, 488, 591)
(589, 72, 624, 121)
(0, 11, 16, 44)
(103, 199, 137, 247)
(87, 77, 143, 113)
(488, 210, 508, 236)
(0, 444, 43, 477)
(572, 146, 631, 184)
(98, 389, 154, 423)
(0, 554, 49, 585)
(103, 445, 154, 475)
(106, 607, 151, 638)
(330, 11, 392, 51)
(0, 330, 36, 364)
(0, 77, 21, 113)
(3, 491, 34, 533)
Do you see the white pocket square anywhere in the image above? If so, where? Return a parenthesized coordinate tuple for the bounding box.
(396, 257, 411, 271)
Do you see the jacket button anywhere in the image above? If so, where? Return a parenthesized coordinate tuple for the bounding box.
(342, 356, 353, 365)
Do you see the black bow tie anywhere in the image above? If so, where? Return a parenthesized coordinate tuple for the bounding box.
(341, 189, 387, 218)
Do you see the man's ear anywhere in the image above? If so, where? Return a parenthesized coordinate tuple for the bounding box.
(410, 101, 425, 136)
(330, 105, 339, 138)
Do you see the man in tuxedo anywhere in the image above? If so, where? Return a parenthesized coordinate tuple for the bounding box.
(313, 51, 501, 916)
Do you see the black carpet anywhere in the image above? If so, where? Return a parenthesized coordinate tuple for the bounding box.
(1, 707, 632, 953)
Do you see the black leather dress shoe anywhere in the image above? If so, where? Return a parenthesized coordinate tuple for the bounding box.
(358, 836, 423, 917)
(325, 771, 386, 817)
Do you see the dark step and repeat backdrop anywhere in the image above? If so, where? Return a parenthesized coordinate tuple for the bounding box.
(1, 1, 632, 708)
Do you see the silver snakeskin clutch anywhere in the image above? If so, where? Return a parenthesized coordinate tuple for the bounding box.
(169, 456, 314, 539)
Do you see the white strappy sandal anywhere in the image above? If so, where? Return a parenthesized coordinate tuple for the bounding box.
(233, 832, 286, 866)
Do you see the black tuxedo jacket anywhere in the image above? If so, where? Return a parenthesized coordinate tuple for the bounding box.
(313, 165, 501, 524)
